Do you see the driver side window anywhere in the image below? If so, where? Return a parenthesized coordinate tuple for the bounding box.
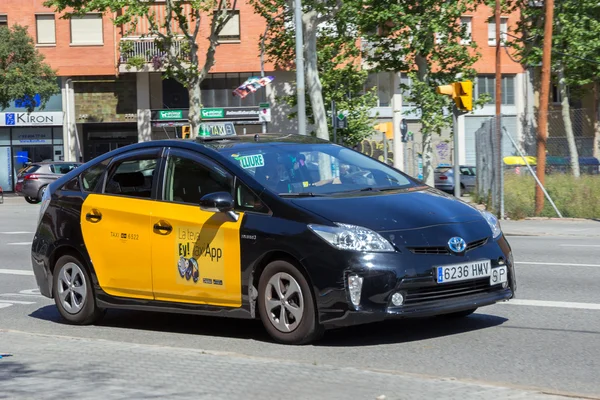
(163, 155, 232, 205)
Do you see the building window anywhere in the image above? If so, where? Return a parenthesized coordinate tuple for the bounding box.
(364, 72, 392, 107)
(488, 17, 508, 46)
(460, 16, 472, 44)
(70, 13, 103, 45)
(217, 10, 240, 42)
(476, 75, 515, 105)
(0, 15, 7, 27)
(36, 14, 56, 45)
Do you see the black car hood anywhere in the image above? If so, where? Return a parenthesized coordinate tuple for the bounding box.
(291, 187, 485, 232)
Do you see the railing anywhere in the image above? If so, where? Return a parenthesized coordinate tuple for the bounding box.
(119, 37, 186, 64)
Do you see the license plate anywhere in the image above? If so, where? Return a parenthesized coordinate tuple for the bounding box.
(436, 260, 496, 284)
(490, 265, 508, 286)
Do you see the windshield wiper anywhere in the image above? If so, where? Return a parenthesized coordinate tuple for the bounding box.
(333, 186, 403, 194)
(279, 192, 326, 197)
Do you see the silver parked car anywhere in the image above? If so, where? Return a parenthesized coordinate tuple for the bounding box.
(434, 165, 476, 196)
(15, 162, 82, 204)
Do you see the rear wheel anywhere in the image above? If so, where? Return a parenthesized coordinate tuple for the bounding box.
(52, 255, 103, 325)
(37, 185, 47, 202)
(25, 196, 39, 204)
(258, 260, 323, 345)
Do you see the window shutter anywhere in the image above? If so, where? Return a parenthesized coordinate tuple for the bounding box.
(70, 14, 103, 45)
(36, 15, 56, 44)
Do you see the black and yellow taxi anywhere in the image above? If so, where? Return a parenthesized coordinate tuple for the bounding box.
(30, 132, 516, 344)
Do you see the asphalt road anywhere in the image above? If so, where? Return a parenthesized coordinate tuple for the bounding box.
(1, 197, 599, 399)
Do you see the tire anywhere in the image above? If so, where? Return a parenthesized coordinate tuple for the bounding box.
(258, 260, 324, 345)
(25, 196, 39, 204)
(440, 308, 477, 319)
(37, 185, 47, 202)
(52, 255, 103, 325)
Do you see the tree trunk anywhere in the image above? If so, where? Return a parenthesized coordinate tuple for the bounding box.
(415, 54, 435, 186)
(303, 10, 331, 179)
(188, 77, 202, 138)
(303, 10, 328, 141)
(594, 80, 600, 159)
(558, 65, 580, 178)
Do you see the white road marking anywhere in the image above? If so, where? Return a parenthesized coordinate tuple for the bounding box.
(517, 261, 600, 268)
(0, 232, 34, 235)
(0, 299, 35, 305)
(0, 303, 12, 309)
(501, 299, 600, 310)
(0, 293, 42, 298)
(559, 244, 600, 248)
(0, 269, 34, 276)
(6, 242, 32, 246)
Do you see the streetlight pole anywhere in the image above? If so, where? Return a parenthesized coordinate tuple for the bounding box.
(294, 0, 306, 135)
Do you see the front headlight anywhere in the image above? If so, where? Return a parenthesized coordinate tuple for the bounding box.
(482, 211, 502, 239)
(308, 223, 395, 252)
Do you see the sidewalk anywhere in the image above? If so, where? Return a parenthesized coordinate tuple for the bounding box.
(501, 218, 600, 237)
(0, 330, 582, 400)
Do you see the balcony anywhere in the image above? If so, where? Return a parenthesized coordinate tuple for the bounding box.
(118, 37, 187, 72)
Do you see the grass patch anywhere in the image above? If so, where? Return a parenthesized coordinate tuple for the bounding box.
(502, 173, 600, 219)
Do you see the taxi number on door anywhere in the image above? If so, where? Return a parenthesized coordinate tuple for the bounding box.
(436, 260, 507, 286)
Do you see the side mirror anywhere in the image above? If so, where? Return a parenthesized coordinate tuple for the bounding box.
(199, 191, 239, 221)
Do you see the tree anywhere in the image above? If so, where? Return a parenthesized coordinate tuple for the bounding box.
(0, 24, 59, 113)
(511, 0, 600, 178)
(44, 0, 238, 136)
(252, 0, 377, 148)
(356, 0, 485, 186)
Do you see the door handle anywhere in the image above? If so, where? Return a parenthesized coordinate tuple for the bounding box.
(85, 209, 102, 223)
(153, 221, 172, 235)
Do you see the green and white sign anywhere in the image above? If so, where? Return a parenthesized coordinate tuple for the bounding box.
(201, 108, 225, 119)
(198, 122, 236, 137)
(158, 110, 183, 120)
(238, 154, 265, 169)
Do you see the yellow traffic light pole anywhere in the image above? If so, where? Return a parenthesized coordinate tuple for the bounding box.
(436, 81, 472, 198)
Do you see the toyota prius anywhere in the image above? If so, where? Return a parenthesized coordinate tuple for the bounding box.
(30, 132, 516, 344)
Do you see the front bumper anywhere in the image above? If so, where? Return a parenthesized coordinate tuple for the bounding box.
(305, 233, 516, 329)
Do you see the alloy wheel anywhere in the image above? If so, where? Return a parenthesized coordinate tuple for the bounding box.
(264, 272, 304, 333)
(57, 262, 87, 314)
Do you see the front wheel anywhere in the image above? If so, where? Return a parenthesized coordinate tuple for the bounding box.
(258, 260, 323, 345)
(25, 196, 39, 204)
(52, 255, 103, 325)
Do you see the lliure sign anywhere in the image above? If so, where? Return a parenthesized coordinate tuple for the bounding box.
(0, 112, 63, 127)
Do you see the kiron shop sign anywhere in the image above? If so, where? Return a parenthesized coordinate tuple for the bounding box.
(0, 112, 63, 127)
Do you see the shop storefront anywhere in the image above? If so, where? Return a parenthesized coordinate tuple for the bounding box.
(150, 107, 263, 139)
(0, 112, 64, 192)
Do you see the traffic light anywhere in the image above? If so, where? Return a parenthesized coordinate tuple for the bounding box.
(374, 122, 393, 140)
(182, 125, 191, 139)
(436, 80, 473, 112)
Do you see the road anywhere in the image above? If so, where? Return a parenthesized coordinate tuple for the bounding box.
(1, 196, 599, 399)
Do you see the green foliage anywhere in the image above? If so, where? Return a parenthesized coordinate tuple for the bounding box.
(251, 0, 378, 145)
(510, 0, 600, 93)
(502, 173, 600, 219)
(356, 0, 485, 136)
(0, 24, 59, 112)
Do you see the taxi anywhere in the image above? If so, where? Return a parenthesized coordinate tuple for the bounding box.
(30, 132, 516, 344)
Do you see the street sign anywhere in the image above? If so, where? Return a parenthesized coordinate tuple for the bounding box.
(335, 112, 348, 129)
(259, 103, 271, 123)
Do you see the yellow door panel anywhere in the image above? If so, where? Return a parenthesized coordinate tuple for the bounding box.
(81, 194, 154, 300)
(151, 201, 243, 307)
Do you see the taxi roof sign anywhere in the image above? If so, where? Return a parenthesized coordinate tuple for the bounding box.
(196, 122, 239, 141)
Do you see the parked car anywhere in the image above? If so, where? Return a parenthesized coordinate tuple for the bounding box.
(434, 165, 476, 195)
(15, 161, 82, 204)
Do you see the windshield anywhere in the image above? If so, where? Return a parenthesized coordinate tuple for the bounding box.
(220, 143, 419, 195)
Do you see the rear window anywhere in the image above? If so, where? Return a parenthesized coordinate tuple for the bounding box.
(435, 167, 451, 173)
(50, 163, 79, 174)
(22, 165, 41, 174)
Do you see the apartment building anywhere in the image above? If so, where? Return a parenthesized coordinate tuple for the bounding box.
(0, 0, 280, 192)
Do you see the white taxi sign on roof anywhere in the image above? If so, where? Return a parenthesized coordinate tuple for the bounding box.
(198, 122, 237, 139)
